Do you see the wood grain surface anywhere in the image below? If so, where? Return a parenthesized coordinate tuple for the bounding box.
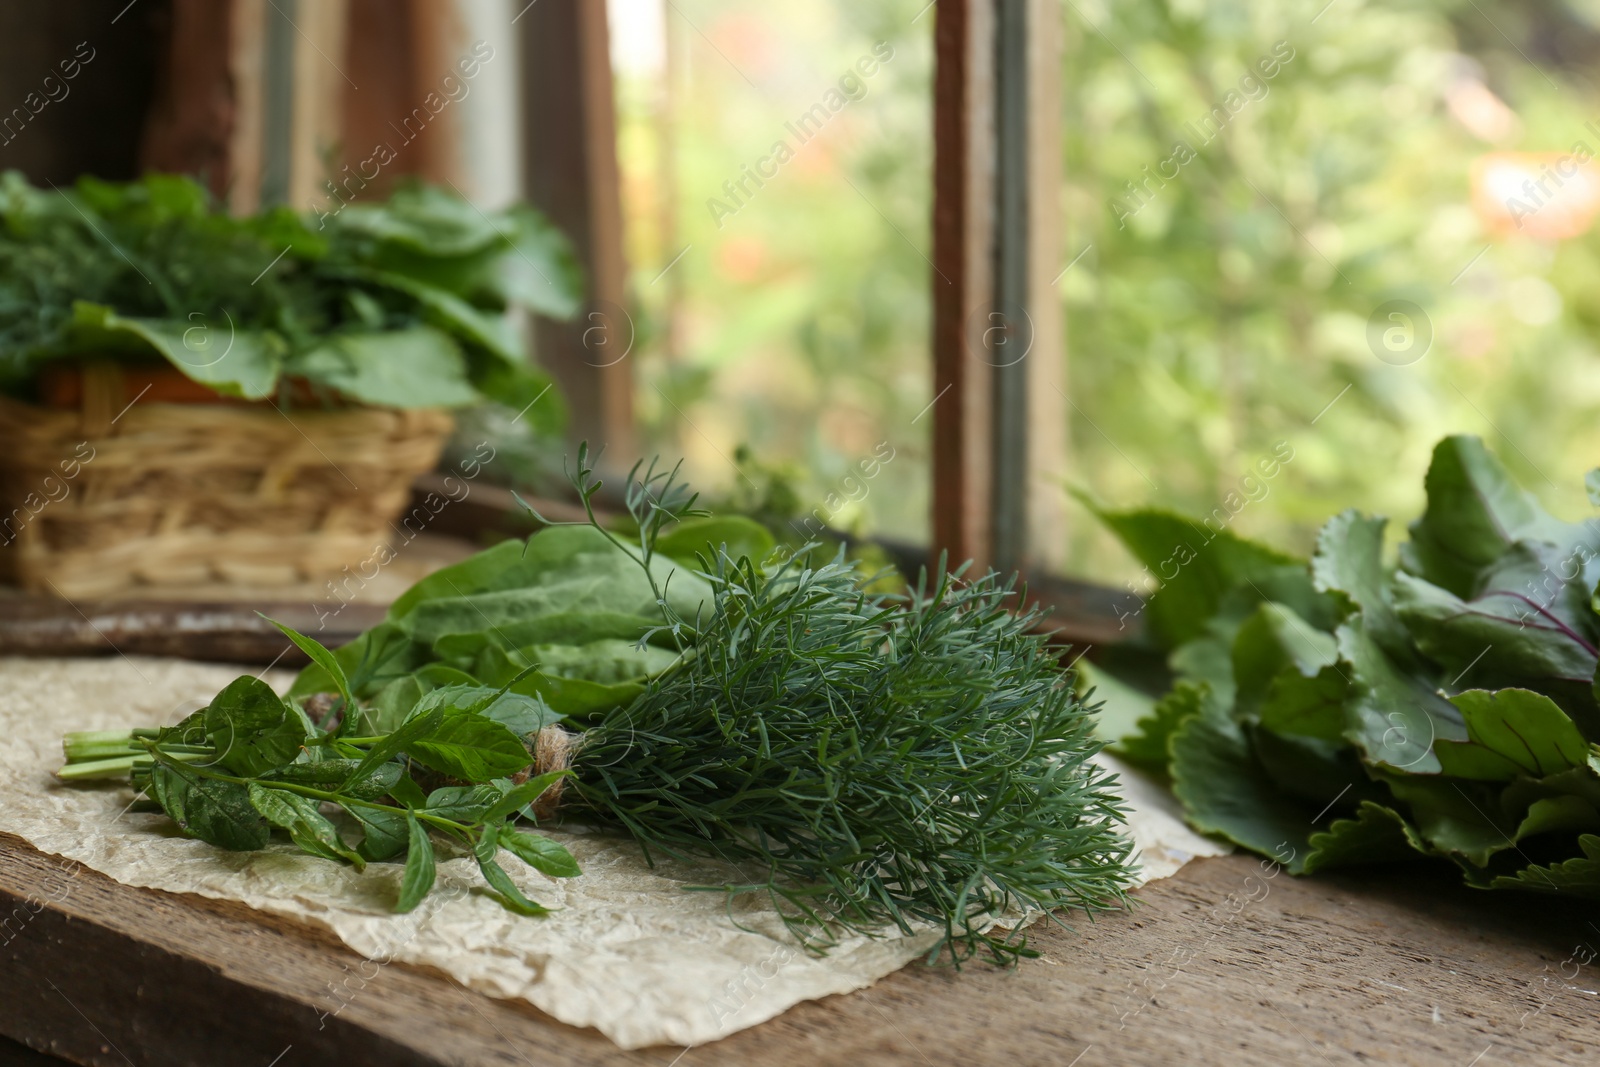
(2, 830, 1595, 1067)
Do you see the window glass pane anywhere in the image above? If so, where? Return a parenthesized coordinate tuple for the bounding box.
(1059, 0, 1600, 582)
(610, 0, 933, 542)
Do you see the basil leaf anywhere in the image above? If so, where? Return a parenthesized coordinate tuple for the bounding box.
(248, 783, 365, 869)
(497, 826, 580, 879)
(151, 762, 270, 851)
(204, 676, 308, 777)
(397, 814, 436, 912)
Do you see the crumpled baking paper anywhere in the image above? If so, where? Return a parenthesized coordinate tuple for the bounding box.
(0, 656, 1225, 1048)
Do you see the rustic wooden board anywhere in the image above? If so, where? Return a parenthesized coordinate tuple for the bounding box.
(0, 596, 386, 666)
(2, 831, 1595, 1066)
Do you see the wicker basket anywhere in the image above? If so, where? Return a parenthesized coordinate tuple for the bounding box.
(0, 363, 454, 598)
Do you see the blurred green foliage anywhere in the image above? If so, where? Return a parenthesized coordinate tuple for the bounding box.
(1062, 0, 1600, 582)
(612, 0, 933, 542)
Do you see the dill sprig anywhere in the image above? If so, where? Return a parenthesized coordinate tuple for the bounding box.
(547, 448, 1137, 965)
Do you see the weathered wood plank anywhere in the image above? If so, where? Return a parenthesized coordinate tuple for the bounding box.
(1, 831, 1594, 1066)
(0, 597, 383, 666)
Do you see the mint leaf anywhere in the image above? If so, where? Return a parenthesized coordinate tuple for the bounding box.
(483, 771, 569, 823)
(498, 826, 580, 878)
(340, 704, 444, 792)
(204, 675, 308, 777)
(267, 618, 354, 712)
(248, 783, 365, 869)
(397, 814, 436, 912)
(423, 783, 508, 822)
(345, 805, 410, 862)
(265, 759, 402, 800)
(474, 825, 550, 916)
(151, 762, 270, 851)
(406, 709, 531, 782)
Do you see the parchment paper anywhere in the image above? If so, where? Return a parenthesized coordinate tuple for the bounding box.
(0, 656, 1226, 1049)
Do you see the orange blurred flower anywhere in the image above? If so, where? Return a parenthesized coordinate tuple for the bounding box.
(1471, 151, 1600, 241)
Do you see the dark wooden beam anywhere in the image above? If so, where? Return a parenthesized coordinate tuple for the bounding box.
(519, 0, 634, 464)
(0, 596, 382, 665)
(931, 0, 994, 573)
(138, 0, 236, 199)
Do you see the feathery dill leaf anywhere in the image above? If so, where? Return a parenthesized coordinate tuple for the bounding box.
(554, 448, 1137, 964)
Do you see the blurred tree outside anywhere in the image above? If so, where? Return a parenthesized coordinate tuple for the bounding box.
(1062, 0, 1600, 586)
(610, 0, 933, 543)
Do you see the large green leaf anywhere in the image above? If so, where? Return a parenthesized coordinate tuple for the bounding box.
(1393, 569, 1599, 696)
(497, 204, 584, 319)
(1379, 774, 1516, 867)
(1078, 660, 1157, 746)
(1337, 619, 1465, 773)
(1302, 802, 1427, 874)
(1311, 510, 1412, 660)
(1107, 678, 1204, 774)
(1433, 689, 1589, 781)
(69, 301, 282, 399)
(248, 783, 364, 868)
(405, 706, 531, 781)
(655, 516, 776, 569)
(388, 526, 708, 621)
(331, 265, 522, 362)
(1490, 834, 1600, 897)
(1231, 602, 1337, 719)
(432, 612, 659, 661)
(1257, 665, 1349, 742)
(150, 762, 270, 851)
(290, 326, 478, 409)
(1169, 695, 1319, 873)
(392, 529, 711, 646)
(1400, 436, 1583, 598)
(203, 675, 308, 778)
(1072, 494, 1316, 648)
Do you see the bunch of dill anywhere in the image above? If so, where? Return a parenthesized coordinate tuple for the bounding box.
(547, 452, 1138, 964)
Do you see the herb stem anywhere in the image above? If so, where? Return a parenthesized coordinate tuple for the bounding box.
(138, 742, 473, 834)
